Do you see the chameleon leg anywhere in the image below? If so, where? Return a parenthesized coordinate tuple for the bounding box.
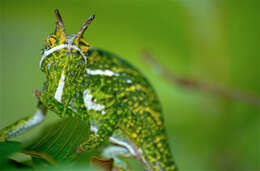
(78, 111, 119, 152)
(39, 92, 88, 121)
(0, 103, 47, 141)
(102, 145, 133, 171)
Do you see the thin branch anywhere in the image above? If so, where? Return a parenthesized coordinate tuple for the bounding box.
(141, 50, 260, 107)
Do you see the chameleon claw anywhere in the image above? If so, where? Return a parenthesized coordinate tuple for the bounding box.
(33, 90, 48, 112)
(76, 145, 84, 154)
(33, 90, 41, 99)
(77, 135, 98, 154)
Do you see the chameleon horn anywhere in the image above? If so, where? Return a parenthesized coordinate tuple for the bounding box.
(75, 14, 95, 39)
(54, 9, 66, 34)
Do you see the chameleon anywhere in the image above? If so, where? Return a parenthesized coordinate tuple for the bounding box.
(0, 9, 178, 171)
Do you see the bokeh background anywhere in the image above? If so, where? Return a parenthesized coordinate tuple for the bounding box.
(1, 0, 259, 171)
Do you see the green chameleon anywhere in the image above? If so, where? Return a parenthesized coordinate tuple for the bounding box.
(0, 10, 178, 171)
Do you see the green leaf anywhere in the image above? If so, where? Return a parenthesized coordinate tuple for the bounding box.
(0, 141, 22, 168)
(35, 164, 99, 171)
(24, 117, 90, 165)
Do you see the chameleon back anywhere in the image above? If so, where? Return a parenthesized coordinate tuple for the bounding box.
(82, 48, 177, 171)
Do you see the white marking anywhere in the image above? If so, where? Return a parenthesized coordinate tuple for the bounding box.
(90, 125, 99, 133)
(131, 145, 151, 171)
(40, 44, 87, 67)
(54, 71, 65, 102)
(109, 136, 136, 156)
(102, 145, 132, 158)
(68, 101, 77, 112)
(90, 125, 135, 156)
(126, 79, 132, 84)
(83, 89, 106, 114)
(87, 69, 119, 76)
(27, 109, 45, 126)
(47, 62, 52, 70)
(6, 109, 45, 139)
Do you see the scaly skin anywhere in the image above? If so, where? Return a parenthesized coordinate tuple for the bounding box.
(81, 49, 177, 171)
(0, 10, 178, 171)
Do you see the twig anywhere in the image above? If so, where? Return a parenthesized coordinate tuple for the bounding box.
(141, 50, 260, 107)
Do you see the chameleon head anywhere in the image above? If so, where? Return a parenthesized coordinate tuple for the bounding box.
(40, 9, 95, 103)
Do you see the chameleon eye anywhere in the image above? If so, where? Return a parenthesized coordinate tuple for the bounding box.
(45, 35, 56, 49)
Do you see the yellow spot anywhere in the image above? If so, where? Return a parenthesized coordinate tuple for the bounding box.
(91, 51, 98, 57)
(109, 119, 115, 124)
(160, 162, 166, 168)
(149, 156, 156, 163)
(136, 84, 150, 95)
(112, 58, 118, 63)
(129, 86, 136, 91)
(117, 68, 138, 75)
(52, 53, 58, 59)
(81, 46, 89, 53)
(132, 133, 137, 138)
(117, 110, 123, 115)
(171, 165, 176, 170)
(136, 127, 141, 133)
(145, 107, 162, 126)
(133, 108, 139, 113)
(49, 37, 56, 46)
(56, 28, 66, 43)
(112, 66, 117, 71)
(71, 49, 77, 53)
(119, 92, 125, 97)
(136, 84, 142, 89)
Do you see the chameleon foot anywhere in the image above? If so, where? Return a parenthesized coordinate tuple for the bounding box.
(76, 146, 84, 154)
(77, 134, 101, 153)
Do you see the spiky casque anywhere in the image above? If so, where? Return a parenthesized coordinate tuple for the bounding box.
(1, 9, 178, 171)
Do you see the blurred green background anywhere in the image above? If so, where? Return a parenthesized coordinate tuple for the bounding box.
(1, 0, 259, 170)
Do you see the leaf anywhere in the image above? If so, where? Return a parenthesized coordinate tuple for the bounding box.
(0, 141, 22, 168)
(24, 117, 90, 165)
(90, 156, 114, 171)
(35, 164, 100, 171)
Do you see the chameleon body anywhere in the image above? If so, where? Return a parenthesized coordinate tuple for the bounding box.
(0, 10, 177, 171)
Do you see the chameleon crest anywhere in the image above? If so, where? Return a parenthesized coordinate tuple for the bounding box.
(1, 9, 178, 171)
